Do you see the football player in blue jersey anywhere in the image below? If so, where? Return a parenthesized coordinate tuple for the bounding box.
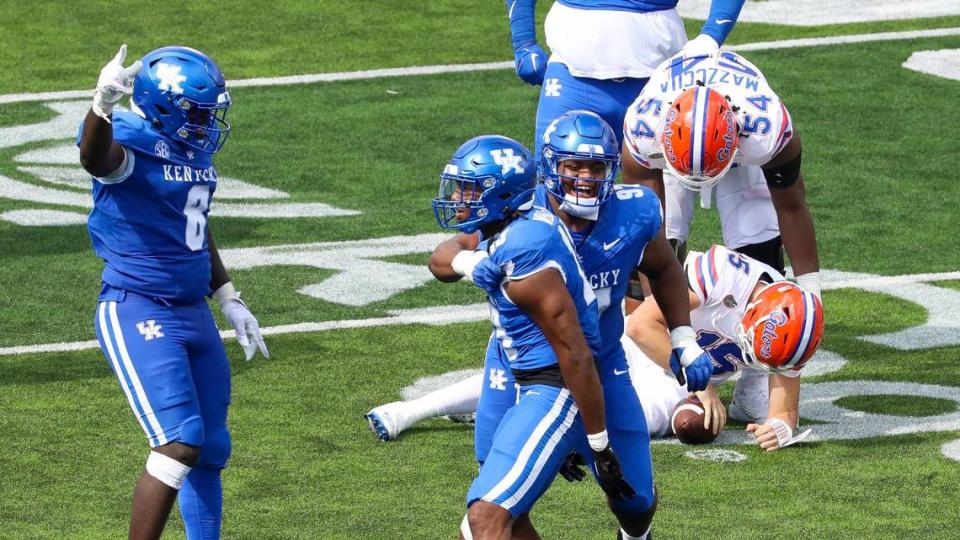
(430, 135, 638, 539)
(425, 118, 712, 540)
(78, 45, 267, 540)
(506, 0, 745, 158)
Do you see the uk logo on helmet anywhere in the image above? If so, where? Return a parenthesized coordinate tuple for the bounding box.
(490, 149, 524, 174)
(155, 63, 187, 93)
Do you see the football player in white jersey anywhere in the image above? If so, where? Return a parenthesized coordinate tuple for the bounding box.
(368, 245, 824, 452)
(625, 245, 824, 451)
(622, 50, 821, 299)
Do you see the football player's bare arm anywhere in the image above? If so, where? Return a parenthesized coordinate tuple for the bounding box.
(765, 134, 820, 278)
(78, 110, 126, 178)
(79, 45, 141, 178)
(637, 231, 692, 331)
(428, 232, 481, 282)
(766, 373, 800, 430)
(505, 269, 607, 435)
(746, 373, 801, 451)
(626, 289, 701, 372)
(208, 228, 269, 360)
(207, 229, 231, 291)
(620, 142, 665, 211)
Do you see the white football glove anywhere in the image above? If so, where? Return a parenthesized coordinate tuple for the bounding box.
(92, 44, 143, 122)
(680, 34, 721, 58)
(214, 283, 269, 361)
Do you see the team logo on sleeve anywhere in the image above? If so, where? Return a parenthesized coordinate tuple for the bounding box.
(154, 140, 170, 159)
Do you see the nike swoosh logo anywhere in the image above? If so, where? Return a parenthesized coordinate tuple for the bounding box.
(603, 239, 621, 251)
(613, 369, 628, 376)
(716, 18, 733, 24)
(530, 53, 538, 71)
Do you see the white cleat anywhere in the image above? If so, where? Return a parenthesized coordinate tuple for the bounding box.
(365, 401, 409, 441)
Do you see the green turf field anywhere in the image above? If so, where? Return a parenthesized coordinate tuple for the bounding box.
(1, 2, 960, 538)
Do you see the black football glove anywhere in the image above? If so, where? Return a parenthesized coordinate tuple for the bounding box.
(591, 445, 636, 500)
(559, 452, 587, 482)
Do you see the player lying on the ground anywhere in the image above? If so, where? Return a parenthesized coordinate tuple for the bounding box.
(622, 49, 821, 297)
(427, 134, 636, 539)
(78, 44, 267, 540)
(368, 245, 824, 452)
(626, 245, 824, 450)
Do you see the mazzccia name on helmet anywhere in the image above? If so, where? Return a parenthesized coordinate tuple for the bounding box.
(162, 164, 218, 183)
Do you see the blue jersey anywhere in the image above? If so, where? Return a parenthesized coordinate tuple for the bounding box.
(557, 0, 677, 12)
(535, 184, 662, 365)
(481, 207, 601, 373)
(79, 112, 218, 303)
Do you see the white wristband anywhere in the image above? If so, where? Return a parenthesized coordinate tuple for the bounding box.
(669, 325, 701, 367)
(795, 271, 822, 299)
(587, 430, 609, 452)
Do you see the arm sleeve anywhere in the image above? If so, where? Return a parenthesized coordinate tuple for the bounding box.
(506, 0, 538, 51)
(684, 246, 724, 306)
(699, 0, 746, 45)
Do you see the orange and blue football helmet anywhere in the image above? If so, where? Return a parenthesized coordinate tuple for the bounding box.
(737, 281, 824, 373)
(660, 86, 739, 191)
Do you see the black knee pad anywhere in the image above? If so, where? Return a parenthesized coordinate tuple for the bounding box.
(734, 236, 785, 274)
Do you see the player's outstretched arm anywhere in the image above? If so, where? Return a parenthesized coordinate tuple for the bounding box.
(428, 232, 481, 282)
(79, 44, 142, 178)
(682, 0, 746, 57)
(746, 374, 805, 451)
(208, 229, 269, 361)
(765, 133, 821, 297)
(506, 269, 635, 500)
(638, 232, 713, 392)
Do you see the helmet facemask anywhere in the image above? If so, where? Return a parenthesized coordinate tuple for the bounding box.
(432, 171, 493, 234)
(542, 147, 618, 221)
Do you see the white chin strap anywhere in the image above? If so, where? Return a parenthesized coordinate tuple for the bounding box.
(560, 194, 600, 220)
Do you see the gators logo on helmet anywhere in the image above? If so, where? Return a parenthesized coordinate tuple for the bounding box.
(737, 282, 824, 373)
(660, 86, 739, 191)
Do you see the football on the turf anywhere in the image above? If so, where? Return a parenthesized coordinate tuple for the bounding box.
(671, 396, 718, 444)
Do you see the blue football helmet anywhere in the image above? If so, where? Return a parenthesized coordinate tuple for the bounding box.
(433, 135, 536, 234)
(540, 110, 620, 212)
(132, 46, 231, 154)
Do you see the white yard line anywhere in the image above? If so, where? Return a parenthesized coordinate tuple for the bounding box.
(0, 304, 490, 357)
(3, 270, 960, 357)
(2, 28, 958, 105)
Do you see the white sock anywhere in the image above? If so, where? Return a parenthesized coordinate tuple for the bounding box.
(401, 373, 483, 425)
(620, 526, 650, 540)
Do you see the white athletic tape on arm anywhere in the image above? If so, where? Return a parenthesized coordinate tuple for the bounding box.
(451, 250, 489, 283)
(145, 451, 192, 489)
(764, 417, 812, 449)
(460, 513, 473, 540)
(795, 271, 822, 299)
